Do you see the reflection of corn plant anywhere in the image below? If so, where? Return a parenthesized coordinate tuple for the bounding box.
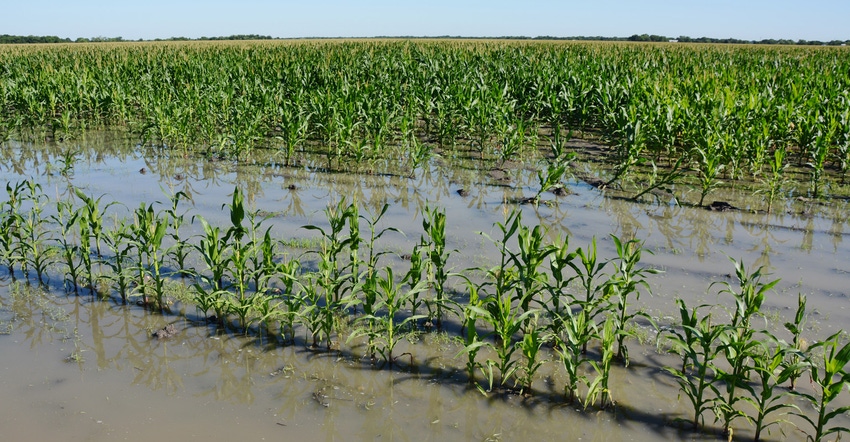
(348, 268, 427, 367)
(790, 332, 850, 442)
(660, 300, 725, 431)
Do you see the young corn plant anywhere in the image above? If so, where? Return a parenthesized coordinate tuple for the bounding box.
(514, 313, 548, 395)
(74, 188, 115, 258)
(348, 268, 427, 367)
(222, 187, 261, 331)
(164, 191, 191, 278)
(784, 293, 808, 390)
(132, 203, 169, 310)
(746, 337, 802, 442)
(510, 213, 555, 318)
(553, 307, 594, 404)
(660, 300, 725, 431)
(456, 278, 489, 391)
(102, 217, 135, 302)
(1, 182, 28, 279)
(18, 181, 52, 285)
(607, 234, 658, 365)
(790, 332, 850, 442)
(402, 242, 426, 318)
(481, 287, 535, 391)
(302, 198, 356, 305)
(51, 199, 82, 292)
(713, 258, 778, 435)
(758, 146, 789, 214)
(422, 205, 451, 330)
(567, 237, 610, 353)
(586, 316, 616, 409)
(192, 217, 230, 321)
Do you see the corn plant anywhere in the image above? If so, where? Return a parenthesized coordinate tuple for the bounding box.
(545, 234, 574, 319)
(790, 332, 850, 442)
(784, 293, 809, 390)
(50, 199, 82, 292)
(422, 205, 451, 330)
(758, 146, 789, 214)
(348, 268, 427, 367)
(514, 313, 548, 395)
(509, 212, 555, 317)
(567, 237, 610, 353)
(102, 217, 135, 302)
(193, 217, 229, 320)
(481, 288, 535, 390)
(17, 181, 52, 284)
(660, 300, 725, 431)
(164, 191, 191, 278)
(746, 337, 802, 442)
(553, 307, 594, 404)
(303, 198, 356, 305)
(456, 278, 488, 391)
(586, 316, 616, 409)
(132, 203, 169, 310)
(74, 188, 115, 258)
(402, 242, 426, 318)
(607, 234, 658, 365)
(1, 181, 27, 278)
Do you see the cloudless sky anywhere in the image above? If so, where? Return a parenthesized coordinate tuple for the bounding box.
(2, 0, 848, 42)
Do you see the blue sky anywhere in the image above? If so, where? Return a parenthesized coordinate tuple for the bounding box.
(3, 0, 848, 41)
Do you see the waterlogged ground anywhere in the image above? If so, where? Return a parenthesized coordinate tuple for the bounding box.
(1, 132, 849, 441)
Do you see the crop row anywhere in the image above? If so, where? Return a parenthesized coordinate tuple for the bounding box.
(1, 178, 849, 440)
(1, 41, 849, 203)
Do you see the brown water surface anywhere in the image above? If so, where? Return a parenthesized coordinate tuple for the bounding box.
(1, 133, 847, 441)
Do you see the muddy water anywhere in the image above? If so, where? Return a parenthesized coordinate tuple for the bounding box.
(1, 132, 848, 441)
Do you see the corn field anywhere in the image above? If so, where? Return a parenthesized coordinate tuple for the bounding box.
(0, 40, 849, 202)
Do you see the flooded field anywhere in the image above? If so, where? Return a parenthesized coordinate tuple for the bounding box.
(1, 132, 849, 441)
